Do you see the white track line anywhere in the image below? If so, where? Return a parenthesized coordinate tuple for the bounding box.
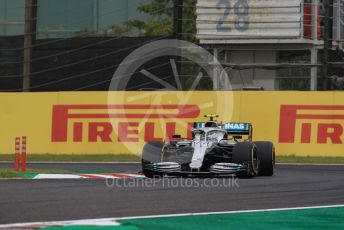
(115, 204, 344, 220)
(33, 174, 83, 179)
(1, 204, 344, 228)
(0, 218, 120, 228)
(122, 173, 145, 178)
(32, 173, 144, 179)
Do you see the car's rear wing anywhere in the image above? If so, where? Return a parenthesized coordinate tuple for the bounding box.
(223, 122, 253, 141)
(223, 123, 252, 135)
(193, 122, 252, 139)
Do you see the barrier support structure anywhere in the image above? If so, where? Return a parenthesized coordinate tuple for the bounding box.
(14, 137, 20, 171)
(21, 136, 27, 172)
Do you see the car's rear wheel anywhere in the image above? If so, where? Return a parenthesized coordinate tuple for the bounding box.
(142, 141, 164, 178)
(254, 141, 275, 176)
(232, 142, 258, 178)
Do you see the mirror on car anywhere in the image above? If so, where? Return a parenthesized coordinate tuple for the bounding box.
(172, 134, 181, 139)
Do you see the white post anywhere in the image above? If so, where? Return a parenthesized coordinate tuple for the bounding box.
(312, 0, 319, 40)
(301, 0, 304, 38)
(310, 47, 318, 90)
(337, 0, 341, 41)
(93, 0, 99, 33)
(213, 48, 219, 90)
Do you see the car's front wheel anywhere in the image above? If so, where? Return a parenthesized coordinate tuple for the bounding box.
(254, 141, 275, 176)
(232, 142, 258, 178)
(141, 141, 165, 178)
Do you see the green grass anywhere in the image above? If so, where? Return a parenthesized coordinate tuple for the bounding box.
(0, 154, 140, 162)
(1, 154, 344, 164)
(0, 169, 22, 178)
(277, 155, 344, 164)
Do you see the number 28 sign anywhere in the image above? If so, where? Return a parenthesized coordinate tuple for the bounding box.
(216, 0, 250, 32)
(197, 0, 302, 40)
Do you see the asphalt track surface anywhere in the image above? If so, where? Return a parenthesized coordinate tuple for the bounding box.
(0, 163, 344, 224)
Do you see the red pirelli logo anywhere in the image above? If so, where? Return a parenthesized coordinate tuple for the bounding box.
(279, 105, 344, 144)
(51, 104, 200, 143)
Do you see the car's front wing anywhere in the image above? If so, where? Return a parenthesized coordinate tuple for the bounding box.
(143, 162, 247, 176)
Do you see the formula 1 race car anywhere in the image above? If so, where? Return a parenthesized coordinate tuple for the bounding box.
(141, 114, 275, 178)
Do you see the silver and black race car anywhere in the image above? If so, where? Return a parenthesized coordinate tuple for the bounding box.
(141, 114, 275, 178)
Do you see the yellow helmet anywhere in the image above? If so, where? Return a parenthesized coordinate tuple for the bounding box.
(204, 114, 219, 121)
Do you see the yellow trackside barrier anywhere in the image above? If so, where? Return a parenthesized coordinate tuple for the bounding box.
(0, 91, 343, 156)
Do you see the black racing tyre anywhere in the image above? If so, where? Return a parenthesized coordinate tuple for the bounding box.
(254, 141, 275, 176)
(232, 142, 258, 178)
(142, 141, 164, 162)
(141, 141, 164, 178)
